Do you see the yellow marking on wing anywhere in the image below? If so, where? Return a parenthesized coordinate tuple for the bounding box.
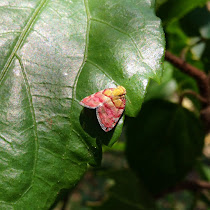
(104, 86, 126, 98)
(113, 98, 123, 108)
(112, 86, 126, 97)
(103, 89, 112, 96)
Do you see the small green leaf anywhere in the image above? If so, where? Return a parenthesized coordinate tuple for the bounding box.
(144, 61, 177, 101)
(180, 6, 210, 39)
(157, 0, 208, 24)
(166, 5, 210, 72)
(92, 170, 155, 210)
(196, 160, 210, 181)
(126, 99, 205, 195)
(179, 6, 210, 71)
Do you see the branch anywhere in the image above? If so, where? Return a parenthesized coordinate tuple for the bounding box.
(156, 179, 210, 199)
(181, 179, 210, 191)
(180, 90, 208, 104)
(165, 51, 210, 103)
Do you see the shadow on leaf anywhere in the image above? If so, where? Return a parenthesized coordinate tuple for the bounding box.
(79, 108, 115, 146)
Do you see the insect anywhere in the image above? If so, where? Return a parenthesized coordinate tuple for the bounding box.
(80, 86, 126, 132)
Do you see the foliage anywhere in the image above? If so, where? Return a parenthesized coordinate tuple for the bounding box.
(0, 0, 209, 209)
(126, 99, 204, 195)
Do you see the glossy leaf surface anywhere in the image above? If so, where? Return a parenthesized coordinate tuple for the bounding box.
(0, 0, 164, 208)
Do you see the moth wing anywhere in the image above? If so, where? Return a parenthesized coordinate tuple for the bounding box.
(80, 90, 108, 109)
(96, 97, 125, 132)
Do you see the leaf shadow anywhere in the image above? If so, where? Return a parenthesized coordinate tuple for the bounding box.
(79, 108, 115, 146)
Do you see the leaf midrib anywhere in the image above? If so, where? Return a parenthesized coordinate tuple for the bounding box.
(0, 0, 49, 84)
(0, 0, 49, 204)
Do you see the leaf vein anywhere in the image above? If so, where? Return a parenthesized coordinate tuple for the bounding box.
(86, 59, 118, 85)
(0, 5, 33, 10)
(0, 134, 13, 147)
(90, 18, 153, 71)
(35, 175, 52, 187)
(39, 146, 81, 165)
(15, 54, 39, 178)
(63, 0, 91, 160)
(0, 31, 21, 36)
(0, 0, 49, 86)
(86, 59, 131, 104)
(32, 94, 72, 101)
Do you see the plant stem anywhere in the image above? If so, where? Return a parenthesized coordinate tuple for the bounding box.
(165, 51, 210, 132)
(180, 90, 208, 104)
(165, 51, 210, 105)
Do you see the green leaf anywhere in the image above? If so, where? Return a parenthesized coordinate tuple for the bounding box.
(126, 99, 205, 195)
(166, 5, 210, 72)
(173, 68, 199, 92)
(180, 6, 210, 39)
(91, 170, 155, 210)
(157, 0, 208, 24)
(144, 61, 177, 101)
(180, 6, 210, 71)
(166, 21, 189, 55)
(76, 0, 165, 117)
(157, 190, 195, 209)
(196, 159, 210, 181)
(0, 0, 164, 208)
(173, 67, 202, 111)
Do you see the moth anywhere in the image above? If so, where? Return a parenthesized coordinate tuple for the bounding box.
(80, 86, 126, 132)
